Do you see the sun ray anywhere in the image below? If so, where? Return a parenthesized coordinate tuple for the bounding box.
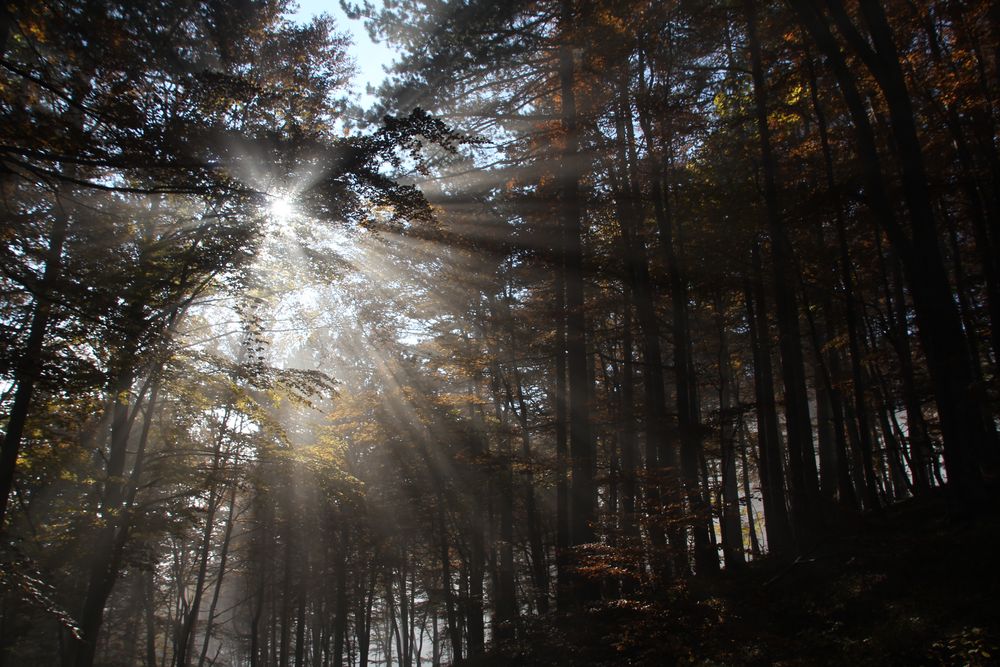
(268, 195, 297, 224)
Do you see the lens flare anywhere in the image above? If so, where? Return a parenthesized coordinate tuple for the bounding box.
(269, 195, 296, 223)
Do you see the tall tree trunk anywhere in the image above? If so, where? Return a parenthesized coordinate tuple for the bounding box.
(838, 224, 882, 512)
(399, 558, 411, 667)
(744, 0, 823, 544)
(177, 407, 232, 667)
(175, 486, 220, 667)
(484, 359, 517, 641)
(431, 612, 440, 667)
(495, 453, 516, 640)
(620, 68, 675, 579)
(332, 527, 349, 667)
(737, 418, 761, 559)
(515, 384, 548, 614)
(813, 354, 838, 504)
(744, 251, 793, 556)
(279, 528, 293, 667)
(435, 502, 461, 663)
(635, 60, 695, 578)
(553, 189, 570, 609)
(465, 467, 485, 655)
(73, 360, 138, 667)
(619, 292, 639, 553)
(672, 257, 716, 574)
(362, 566, 377, 667)
(496, 292, 549, 612)
(144, 568, 158, 667)
(642, 114, 716, 574)
(803, 52, 861, 511)
(716, 291, 745, 570)
(887, 252, 934, 493)
(386, 563, 404, 667)
(294, 592, 306, 667)
(560, 0, 597, 600)
(197, 485, 237, 667)
(249, 487, 272, 667)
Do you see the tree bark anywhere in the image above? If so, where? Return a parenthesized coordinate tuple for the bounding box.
(745, 0, 823, 544)
(197, 485, 237, 667)
(560, 0, 597, 601)
(716, 291, 745, 570)
(73, 359, 139, 667)
(802, 52, 862, 511)
(744, 250, 793, 556)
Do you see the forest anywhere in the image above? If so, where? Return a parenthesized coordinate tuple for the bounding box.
(0, 0, 998, 665)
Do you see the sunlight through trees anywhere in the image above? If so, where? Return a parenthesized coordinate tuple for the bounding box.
(1, 1, 998, 665)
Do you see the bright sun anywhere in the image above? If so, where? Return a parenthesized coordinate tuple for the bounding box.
(269, 195, 296, 223)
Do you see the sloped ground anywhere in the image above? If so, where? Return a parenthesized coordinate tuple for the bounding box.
(473, 492, 1000, 666)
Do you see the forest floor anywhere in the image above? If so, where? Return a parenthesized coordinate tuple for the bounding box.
(474, 491, 1000, 666)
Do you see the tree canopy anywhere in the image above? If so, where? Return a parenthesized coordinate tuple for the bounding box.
(1, 1, 998, 665)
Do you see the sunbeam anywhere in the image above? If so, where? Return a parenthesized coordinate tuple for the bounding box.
(268, 194, 297, 224)
(6, 2, 988, 666)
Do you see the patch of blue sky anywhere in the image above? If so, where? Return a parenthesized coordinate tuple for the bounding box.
(285, 1, 395, 108)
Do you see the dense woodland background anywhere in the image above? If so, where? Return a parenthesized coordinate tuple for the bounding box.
(0, 0, 998, 665)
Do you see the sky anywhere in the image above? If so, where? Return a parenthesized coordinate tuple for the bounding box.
(286, 0, 396, 104)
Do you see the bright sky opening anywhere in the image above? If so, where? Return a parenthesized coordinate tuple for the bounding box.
(286, 0, 395, 106)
